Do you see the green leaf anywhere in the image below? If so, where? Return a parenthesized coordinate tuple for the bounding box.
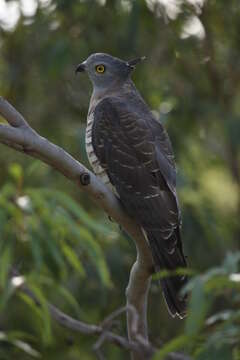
(0, 246, 12, 288)
(62, 242, 85, 277)
(29, 231, 43, 269)
(18, 292, 43, 319)
(0, 331, 40, 358)
(153, 267, 196, 281)
(197, 344, 233, 360)
(8, 163, 23, 184)
(35, 188, 111, 235)
(11, 339, 40, 358)
(185, 277, 209, 335)
(74, 225, 112, 287)
(55, 285, 85, 319)
(223, 252, 240, 274)
(26, 282, 52, 345)
(153, 335, 190, 360)
(206, 310, 233, 326)
(61, 213, 112, 287)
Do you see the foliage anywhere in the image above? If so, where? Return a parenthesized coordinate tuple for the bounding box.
(154, 252, 240, 359)
(0, 0, 240, 358)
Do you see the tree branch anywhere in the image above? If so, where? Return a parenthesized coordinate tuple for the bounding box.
(0, 96, 153, 359)
(11, 270, 191, 360)
(13, 273, 152, 357)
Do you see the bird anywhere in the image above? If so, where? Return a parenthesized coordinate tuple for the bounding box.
(76, 53, 188, 319)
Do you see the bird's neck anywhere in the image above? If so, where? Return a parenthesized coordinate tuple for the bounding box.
(89, 79, 142, 114)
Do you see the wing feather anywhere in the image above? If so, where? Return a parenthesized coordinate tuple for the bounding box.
(92, 97, 179, 229)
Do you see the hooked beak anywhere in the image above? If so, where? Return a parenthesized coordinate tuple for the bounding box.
(75, 62, 86, 74)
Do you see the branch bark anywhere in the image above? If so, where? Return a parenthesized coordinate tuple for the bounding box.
(0, 97, 153, 359)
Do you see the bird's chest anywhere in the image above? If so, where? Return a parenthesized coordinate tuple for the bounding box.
(85, 112, 112, 188)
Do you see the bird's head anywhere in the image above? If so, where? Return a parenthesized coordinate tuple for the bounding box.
(76, 53, 145, 91)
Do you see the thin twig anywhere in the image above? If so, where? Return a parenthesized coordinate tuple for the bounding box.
(15, 276, 151, 356)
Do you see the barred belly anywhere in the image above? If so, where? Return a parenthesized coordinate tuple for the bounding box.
(85, 112, 112, 188)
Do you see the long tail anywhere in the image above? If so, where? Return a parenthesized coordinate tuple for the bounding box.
(145, 228, 188, 319)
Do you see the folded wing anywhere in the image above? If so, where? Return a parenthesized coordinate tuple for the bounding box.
(92, 97, 188, 318)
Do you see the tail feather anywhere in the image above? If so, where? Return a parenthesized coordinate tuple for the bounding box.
(145, 229, 188, 319)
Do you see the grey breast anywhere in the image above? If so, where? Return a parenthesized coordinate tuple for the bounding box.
(85, 110, 116, 192)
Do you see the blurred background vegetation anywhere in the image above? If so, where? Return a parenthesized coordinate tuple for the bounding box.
(0, 0, 240, 359)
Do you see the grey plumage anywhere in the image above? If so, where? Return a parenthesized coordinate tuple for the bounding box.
(76, 53, 188, 318)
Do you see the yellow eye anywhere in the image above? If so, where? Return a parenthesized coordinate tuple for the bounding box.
(96, 64, 105, 73)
